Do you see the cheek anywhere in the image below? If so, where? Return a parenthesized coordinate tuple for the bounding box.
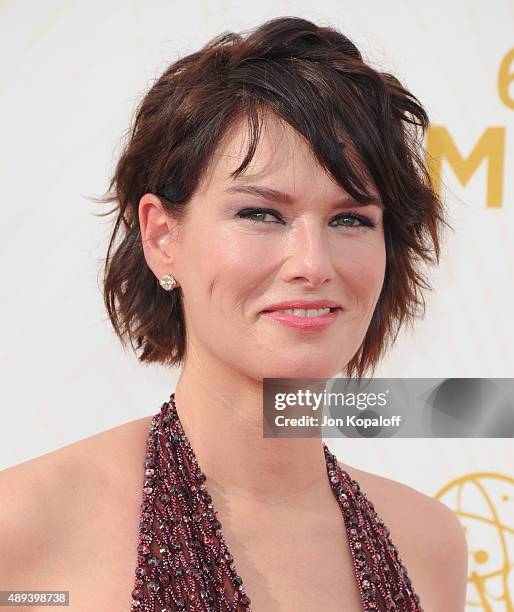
(339, 237, 386, 305)
(193, 230, 270, 317)
(203, 230, 271, 284)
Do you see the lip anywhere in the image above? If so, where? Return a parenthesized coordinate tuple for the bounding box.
(260, 304, 341, 331)
(261, 300, 341, 312)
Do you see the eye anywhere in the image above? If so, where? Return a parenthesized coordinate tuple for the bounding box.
(236, 208, 283, 224)
(236, 207, 377, 229)
(331, 213, 376, 229)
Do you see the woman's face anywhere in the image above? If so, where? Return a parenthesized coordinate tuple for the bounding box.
(163, 113, 385, 380)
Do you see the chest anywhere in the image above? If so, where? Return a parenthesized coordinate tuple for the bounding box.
(59, 496, 365, 612)
(39, 503, 142, 611)
(220, 525, 364, 612)
(202, 492, 365, 612)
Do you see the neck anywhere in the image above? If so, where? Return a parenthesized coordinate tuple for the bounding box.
(173, 353, 332, 506)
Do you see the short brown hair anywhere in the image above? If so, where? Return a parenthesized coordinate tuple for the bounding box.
(95, 16, 449, 379)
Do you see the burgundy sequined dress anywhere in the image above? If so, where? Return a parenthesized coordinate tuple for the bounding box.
(130, 394, 423, 611)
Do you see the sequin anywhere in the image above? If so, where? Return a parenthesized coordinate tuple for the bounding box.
(130, 394, 423, 611)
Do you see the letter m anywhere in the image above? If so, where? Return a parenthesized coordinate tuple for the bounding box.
(426, 126, 505, 207)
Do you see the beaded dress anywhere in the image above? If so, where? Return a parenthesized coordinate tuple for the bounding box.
(130, 394, 423, 611)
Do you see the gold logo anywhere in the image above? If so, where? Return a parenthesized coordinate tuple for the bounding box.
(435, 473, 514, 611)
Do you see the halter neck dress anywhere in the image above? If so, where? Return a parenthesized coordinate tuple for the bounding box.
(130, 394, 424, 611)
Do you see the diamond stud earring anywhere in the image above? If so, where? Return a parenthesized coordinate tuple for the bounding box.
(159, 273, 178, 291)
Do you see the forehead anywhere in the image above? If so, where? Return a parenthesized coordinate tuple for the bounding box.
(195, 111, 378, 201)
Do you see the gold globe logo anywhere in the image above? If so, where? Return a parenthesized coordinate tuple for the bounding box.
(435, 473, 514, 611)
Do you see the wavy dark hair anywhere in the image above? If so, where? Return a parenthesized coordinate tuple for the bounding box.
(94, 16, 449, 379)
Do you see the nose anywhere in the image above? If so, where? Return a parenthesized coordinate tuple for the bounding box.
(281, 218, 336, 288)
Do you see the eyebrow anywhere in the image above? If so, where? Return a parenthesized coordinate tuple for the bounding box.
(225, 184, 384, 209)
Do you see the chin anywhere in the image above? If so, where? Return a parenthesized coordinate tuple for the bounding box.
(259, 360, 339, 381)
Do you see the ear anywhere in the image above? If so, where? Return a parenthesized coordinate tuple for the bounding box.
(138, 193, 179, 279)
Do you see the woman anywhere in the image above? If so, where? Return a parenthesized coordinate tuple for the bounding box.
(0, 16, 468, 612)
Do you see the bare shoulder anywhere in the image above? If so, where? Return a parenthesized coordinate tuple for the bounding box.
(0, 414, 154, 593)
(339, 461, 468, 612)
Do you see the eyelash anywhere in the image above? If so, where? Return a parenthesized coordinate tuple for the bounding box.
(236, 207, 377, 229)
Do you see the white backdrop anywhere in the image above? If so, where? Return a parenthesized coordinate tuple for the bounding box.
(1, 1, 513, 609)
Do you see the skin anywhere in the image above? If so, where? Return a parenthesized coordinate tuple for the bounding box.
(139, 110, 386, 504)
(0, 111, 469, 611)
